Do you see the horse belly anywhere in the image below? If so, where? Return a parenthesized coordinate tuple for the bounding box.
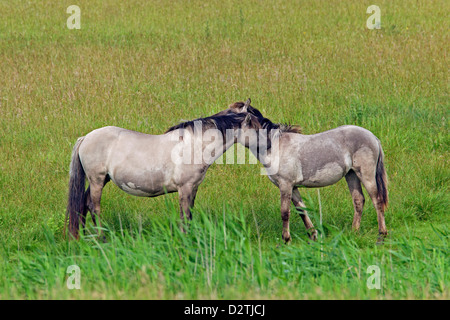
(300, 162, 346, 187)
(112, 170, 177, 197)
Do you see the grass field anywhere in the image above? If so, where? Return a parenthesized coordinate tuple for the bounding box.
(0, 0, 448, 299)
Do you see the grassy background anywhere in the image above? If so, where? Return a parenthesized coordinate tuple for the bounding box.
(0, 0, 448, 299)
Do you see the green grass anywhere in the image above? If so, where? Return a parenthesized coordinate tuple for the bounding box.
(0, 0, 448, 299)
(1, 208, 448, 299)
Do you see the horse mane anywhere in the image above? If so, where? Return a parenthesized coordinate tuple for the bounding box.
(165, 112, 250, 137)
(229, 102, 302, 134)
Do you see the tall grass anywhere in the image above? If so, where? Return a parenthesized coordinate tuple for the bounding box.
(1, 206, 448, 299)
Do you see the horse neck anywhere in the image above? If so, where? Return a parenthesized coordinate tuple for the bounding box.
(242, 136, 271, 165)
(243, 129, 282, 172)
(194, 129, 236, 165)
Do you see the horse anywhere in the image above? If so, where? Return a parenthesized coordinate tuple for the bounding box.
(222, 99, 389, 243)
(66, 111, 261, 239)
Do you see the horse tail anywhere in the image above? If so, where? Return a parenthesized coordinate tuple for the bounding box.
(375, 140, 388, 211)
(65, 136, 86, 239)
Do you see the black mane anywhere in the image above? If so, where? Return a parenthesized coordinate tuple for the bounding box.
(229, 102, 301, 134)
(165, 112, 249, 137)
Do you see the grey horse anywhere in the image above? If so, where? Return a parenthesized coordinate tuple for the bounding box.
(66, 111, 261, 239)
(223, 99, 388, 243)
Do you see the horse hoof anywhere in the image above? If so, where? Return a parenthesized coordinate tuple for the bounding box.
(376, 232, 387, 245)
(282, 235, 291, 244)
(309, 230, 318, 241)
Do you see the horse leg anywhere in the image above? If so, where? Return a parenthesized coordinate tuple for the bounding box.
(345, 170, 365, 232)
(280, 186, 293, 244)
(357, 168, 387, 243)
(88, 182, 105, 240)
(82, 186, 97, 235)
(292, 187, 317, 241)
(190, 186, 198, 209)
(178, 185, 194, 233)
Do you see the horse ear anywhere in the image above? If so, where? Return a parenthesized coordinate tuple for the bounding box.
(242, 98, 251, 112)
(244, 113, 252, 124)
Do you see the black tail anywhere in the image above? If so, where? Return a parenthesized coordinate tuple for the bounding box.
(65, 137, 86, 239)
(375, 141, 388, 211)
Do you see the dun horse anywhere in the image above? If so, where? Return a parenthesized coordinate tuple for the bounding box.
(66, 111, 260, 239)
(224, 99, 388, 243)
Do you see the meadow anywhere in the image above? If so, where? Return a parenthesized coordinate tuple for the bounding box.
(0, 0, 448, 299)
